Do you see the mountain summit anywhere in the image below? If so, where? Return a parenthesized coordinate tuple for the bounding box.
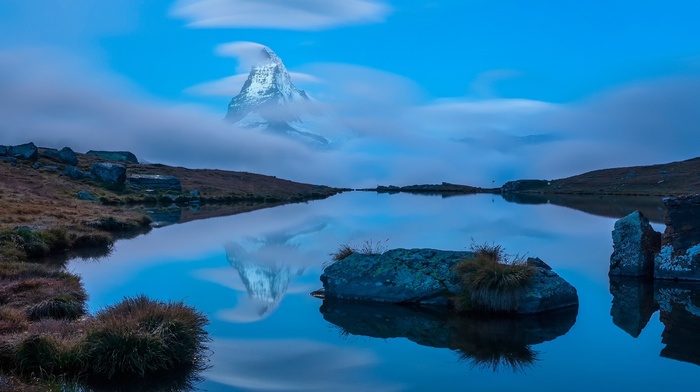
(225, 46, 349, 146)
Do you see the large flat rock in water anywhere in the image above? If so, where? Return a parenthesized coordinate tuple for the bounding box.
(320, 248, 578, 314)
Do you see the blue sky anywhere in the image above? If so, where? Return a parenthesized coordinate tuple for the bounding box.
(1, 1, 699, 187)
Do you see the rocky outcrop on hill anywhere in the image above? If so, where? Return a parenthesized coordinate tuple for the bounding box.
(609, 211, 661, 277)
(319, 248, 578, 314)
(44, 147, 78, 165)
(63, 165, 93, 180)
(86, 150, 138, 163)
(1, 143, 38, 161)
(128, 174, 181, 192)
(90, 162, 126, 185)
(372, 183, 498, 195)
(501, 180, 550, 193)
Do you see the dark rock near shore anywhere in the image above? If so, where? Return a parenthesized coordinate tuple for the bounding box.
(518, 257, 579, 314)
(0, 145, 7, 155)
(610, 211, 661, 277)
(320, 248, 578, 314)
(90, 162, 126, 185)
(7, 142, 38, 161)
(128, 174, 182, 192)
(655, 195, 700, 281)
(0, 157, 17, 163)
(86, 150, 138, 163)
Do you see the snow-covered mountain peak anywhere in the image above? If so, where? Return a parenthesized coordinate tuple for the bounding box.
(225, 46, 352, 146)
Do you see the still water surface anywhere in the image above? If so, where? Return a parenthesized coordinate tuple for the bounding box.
(68, 192, 699, 391)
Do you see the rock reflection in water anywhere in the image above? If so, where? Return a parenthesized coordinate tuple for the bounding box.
(609, 277, 658, 338)
(610, 278, 700, 366)
(319, 301, 578, 373)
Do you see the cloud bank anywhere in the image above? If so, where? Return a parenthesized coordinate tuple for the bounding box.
(1, 47, 699, 188)
(171, 0, 392, 30)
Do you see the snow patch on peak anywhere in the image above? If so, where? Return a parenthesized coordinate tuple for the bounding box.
(225, 46, 352, 146)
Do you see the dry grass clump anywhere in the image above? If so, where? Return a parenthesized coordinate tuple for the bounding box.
(82, 295, 209, 379)
(326, 239, 389, 269)
(453, 243, 536, 313)
(330, 239, 389, 260)
(330, 244, 356, 262)
(0, 295, 210, 388)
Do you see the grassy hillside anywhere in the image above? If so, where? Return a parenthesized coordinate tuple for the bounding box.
(503, 157, 700, 196)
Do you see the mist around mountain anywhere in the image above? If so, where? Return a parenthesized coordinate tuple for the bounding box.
(224, 46, 353, 147)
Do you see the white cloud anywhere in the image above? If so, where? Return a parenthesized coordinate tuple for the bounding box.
(171, 0, 392, 30)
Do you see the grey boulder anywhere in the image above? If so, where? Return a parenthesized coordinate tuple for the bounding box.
(8, 142, 38, 161)
(610, 211, 661, 277)
(86, 150, 138, 163)
(320, 248, 578, 314)
(63, 165, 93, 180)
(90, 162, 126, 185)
(655, 195, 700, 281)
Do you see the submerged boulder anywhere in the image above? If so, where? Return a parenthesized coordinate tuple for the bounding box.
(90, 162, 126, 185)
(319, 248, 578, 314)
(86, 150, 138, 163)
(128, 174, 181, 192)
(610, 211, 661, 277)
(655, 195, 700, 281)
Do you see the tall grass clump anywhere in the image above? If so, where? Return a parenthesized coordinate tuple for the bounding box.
(28, 296, 86, 321)
(82, 295, 209, 379)
(453, 242, 536, 313)
(330, 244, 355, 262)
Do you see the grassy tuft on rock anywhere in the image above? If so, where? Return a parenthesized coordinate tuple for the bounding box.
(453, 243, 536, 313)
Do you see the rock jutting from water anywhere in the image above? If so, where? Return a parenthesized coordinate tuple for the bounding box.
(609, 211, 661, 277)
(610, 195, 700, 281)
(655, 195, 700, 280)
(318, 248, 578, 315)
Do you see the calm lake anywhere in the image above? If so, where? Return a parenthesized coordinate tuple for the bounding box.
(68, 192, 700, 391)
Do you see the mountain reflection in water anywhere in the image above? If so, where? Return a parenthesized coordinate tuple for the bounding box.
(320, 300, 578, 373)
(224, 221, 328, 319)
